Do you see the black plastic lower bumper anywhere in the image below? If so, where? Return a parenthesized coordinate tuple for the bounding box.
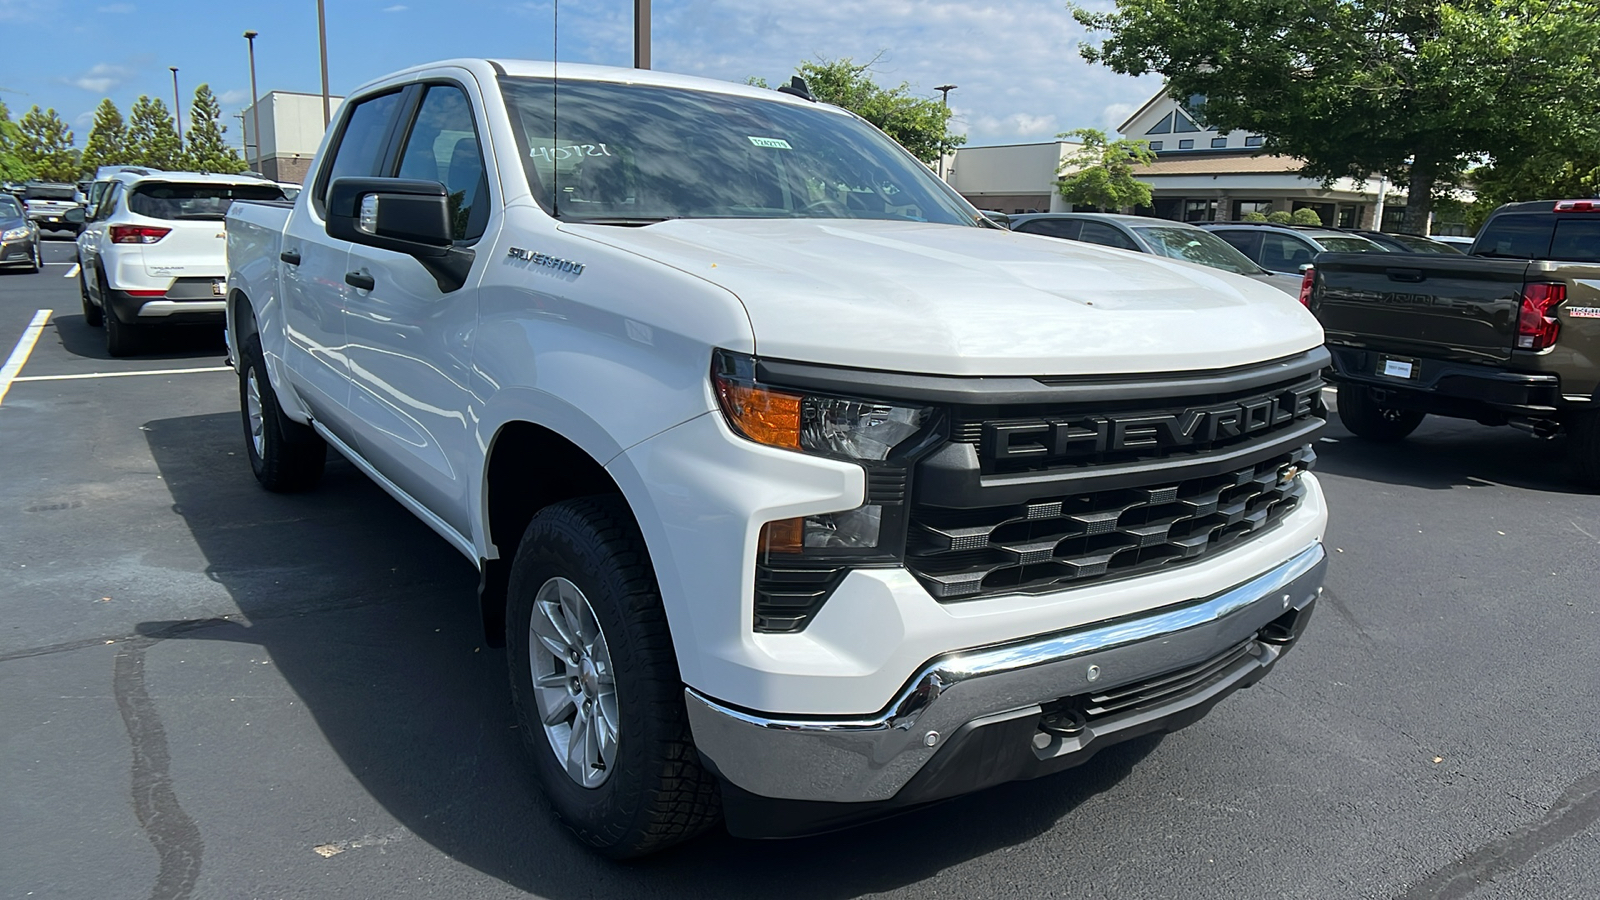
(1326, 345, 1569, 418)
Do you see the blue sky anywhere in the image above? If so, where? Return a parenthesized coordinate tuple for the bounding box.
(0, 0, 1162, 149)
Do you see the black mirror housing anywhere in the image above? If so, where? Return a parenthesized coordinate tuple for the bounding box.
(326, 177, 453, 257)
(65, 207, 86, 225)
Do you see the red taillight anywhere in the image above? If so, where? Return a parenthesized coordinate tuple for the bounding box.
(125, 290, 168, 297)
(110, 224, 172, 244)
(1554, 200, 1598, 213)
(1517, 282, 1565, 350)
(1297, 266, 1315, 307)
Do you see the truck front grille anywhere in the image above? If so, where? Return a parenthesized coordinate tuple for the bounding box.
(906, 445, 1313, 601)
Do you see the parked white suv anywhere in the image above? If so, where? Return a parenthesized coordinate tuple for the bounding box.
(226, 59, 1330, 856)
(77, 171, 284, 355)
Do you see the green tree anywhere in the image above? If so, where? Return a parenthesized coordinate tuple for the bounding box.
(1290, 208, 1324, 226)
(1073, 0, 1600, 232)
(1266, 210, 1295, 225)
(183, 84, 246, 173)
(1053, 128, 1156, 210)
(1467, 151, 1600, 227)
(80, 98, 131, 176)
(756, 56, 965, 163)
(1242, 210, 1269, 222)
(16, 106, 80, 182)
(126, 95, 182, 169)
(0, 101, 35, 182)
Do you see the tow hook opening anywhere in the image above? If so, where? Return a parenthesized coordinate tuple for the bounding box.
(1039, 706, 1087, 738)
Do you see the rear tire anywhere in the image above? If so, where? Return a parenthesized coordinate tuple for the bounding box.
(1337, 386, 1425, 442)
(79, 266, 102, 326)
(103, 304, 142, 356)
(1566, 409, 1600, 488)
(239, 332, 326, 492)
(506, 495, 720, 858)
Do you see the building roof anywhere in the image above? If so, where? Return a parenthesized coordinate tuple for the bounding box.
(1137, 154, 1303, 176)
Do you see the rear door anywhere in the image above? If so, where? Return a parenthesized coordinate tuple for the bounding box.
(1258, 232, 1317, 274)
(280, 88, 407, 439)
(341, 79, 492, 534)
(1211, 228, 1263, 264)
(1013, 218, 1082, 240)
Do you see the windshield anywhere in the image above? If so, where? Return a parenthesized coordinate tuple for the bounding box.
(499, 78, 979, 226)
(1131, 225, 1263, 275)
(1314, 234, 1384, 253)
(127, 182, 285, 220)
(0, 196, 22, 218)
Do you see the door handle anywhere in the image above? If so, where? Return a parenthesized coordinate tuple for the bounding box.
(280, 249, 301, 266)
(1385, 267, 1425, 283)
(345, 269, 376, 291)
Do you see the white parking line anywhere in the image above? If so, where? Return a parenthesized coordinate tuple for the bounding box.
(12, 365, 231, 383)
(63, 263, 80, 277)
(0, 309, 54, 407)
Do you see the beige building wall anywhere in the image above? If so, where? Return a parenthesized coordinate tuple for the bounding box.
(948, 141, 1081, 214)
(241, 91, 346, 185)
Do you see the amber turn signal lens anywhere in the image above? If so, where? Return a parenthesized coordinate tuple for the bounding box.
(757, 517, 805, 555)
(714, 380, 802, 450)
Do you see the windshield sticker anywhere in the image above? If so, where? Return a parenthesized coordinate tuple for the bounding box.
(747, 136, 793, 150)
(529, 143, 613, 162)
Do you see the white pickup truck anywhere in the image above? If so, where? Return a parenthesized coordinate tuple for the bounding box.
(225, 58, 1330, 857)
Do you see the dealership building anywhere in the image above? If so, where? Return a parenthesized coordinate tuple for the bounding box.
(946, 88, 1460, 232)
(240, 91, 345, 184)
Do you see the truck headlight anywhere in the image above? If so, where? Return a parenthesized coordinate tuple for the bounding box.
(711, 349, 929, 461)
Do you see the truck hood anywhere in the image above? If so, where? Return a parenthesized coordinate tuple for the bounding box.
(566, 218, 1323, 377)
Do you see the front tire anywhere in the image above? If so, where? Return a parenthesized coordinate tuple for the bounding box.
(239, 332, 326, 492)
(1337, 386, 1425, 442)
(506, 496, 720, 858)
(28, 241, 41, 273)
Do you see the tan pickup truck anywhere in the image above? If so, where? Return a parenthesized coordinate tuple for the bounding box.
(1309, 199, 1600, 484)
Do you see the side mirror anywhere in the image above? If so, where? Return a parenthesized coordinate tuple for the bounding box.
(325, 177, 474, 292)
(65, 207, 86, 225)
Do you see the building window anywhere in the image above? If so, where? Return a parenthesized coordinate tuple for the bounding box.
(1236, 200, 1273, 219)
(1178, 139, 1194, 150)
(1146, 112, 1173, 135)
(1211, 137, 1227, 149)
(1244, 135, 1264, 148)
(1184, 199, 1219, 222)
(1148, 140, 1163, 151)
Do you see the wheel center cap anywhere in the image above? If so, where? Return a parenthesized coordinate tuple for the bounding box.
(579, 657, 599, 697)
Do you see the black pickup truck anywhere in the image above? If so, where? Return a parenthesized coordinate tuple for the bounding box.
(1308, 199, 1600, 484)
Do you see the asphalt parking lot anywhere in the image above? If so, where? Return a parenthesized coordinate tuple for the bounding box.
(2, 235, 1597, 900)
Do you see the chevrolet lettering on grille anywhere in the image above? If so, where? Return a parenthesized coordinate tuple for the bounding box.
(984, 382, 1322, 462)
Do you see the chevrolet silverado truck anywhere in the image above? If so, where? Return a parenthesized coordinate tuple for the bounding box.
(225, 58, 1330, 856)
(1309, 199, 1600, 483)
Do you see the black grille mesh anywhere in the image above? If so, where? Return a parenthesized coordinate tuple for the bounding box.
(907, 445, 1313, 601)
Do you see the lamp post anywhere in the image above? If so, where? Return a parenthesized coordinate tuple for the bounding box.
(169, 67, 182, 143)
(934, 84, 956, 180)
(317, 0, 331, 127)
(634, 0, 650, 69)
(243, 31, 262, 171)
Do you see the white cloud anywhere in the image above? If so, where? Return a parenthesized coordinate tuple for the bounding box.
(72, 63, 135, 94)
(218, 88, 250, 105)
(1099, 102, 1137, 133)
(95, 3, 135, 12)
(383, 4, 407, 10)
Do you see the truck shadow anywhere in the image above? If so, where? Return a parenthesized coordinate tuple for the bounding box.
(138, 411, 1165, 897)
(1313, 413, 1584, 494)
(53, 312, 226, 363)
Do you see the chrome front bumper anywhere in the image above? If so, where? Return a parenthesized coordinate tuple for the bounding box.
(687, 542, 1326, 810)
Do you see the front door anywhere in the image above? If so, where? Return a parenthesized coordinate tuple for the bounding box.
(342, 82, 491, 535)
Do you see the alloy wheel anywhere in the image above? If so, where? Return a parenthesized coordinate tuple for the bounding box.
(245, 368, 266, 458)
(528, 576, 619, 789)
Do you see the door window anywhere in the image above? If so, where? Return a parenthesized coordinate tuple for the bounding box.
(1260, 232, 1316, 271)
(315, 90, 404, 212)
(1077, 221, 1139, 251)
(1549, 219, 1600, 263)
(1015, 218, 1081, 240)
(1212, 229, 1262, 260)
(395, 85, 489, 242)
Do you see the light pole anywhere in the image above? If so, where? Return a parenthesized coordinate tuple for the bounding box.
(634, 0, 650, 69)
(170, 66, 182, 143)
(244, 30, 262, 170)
(317, 0, 331, 127)
(934, 84, 956, 179)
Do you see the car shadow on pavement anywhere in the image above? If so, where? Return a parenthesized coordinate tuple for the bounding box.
(1313, 415, 1586, 494)
(53, 312, 227, 363)
(138, 411, 1164, 897)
